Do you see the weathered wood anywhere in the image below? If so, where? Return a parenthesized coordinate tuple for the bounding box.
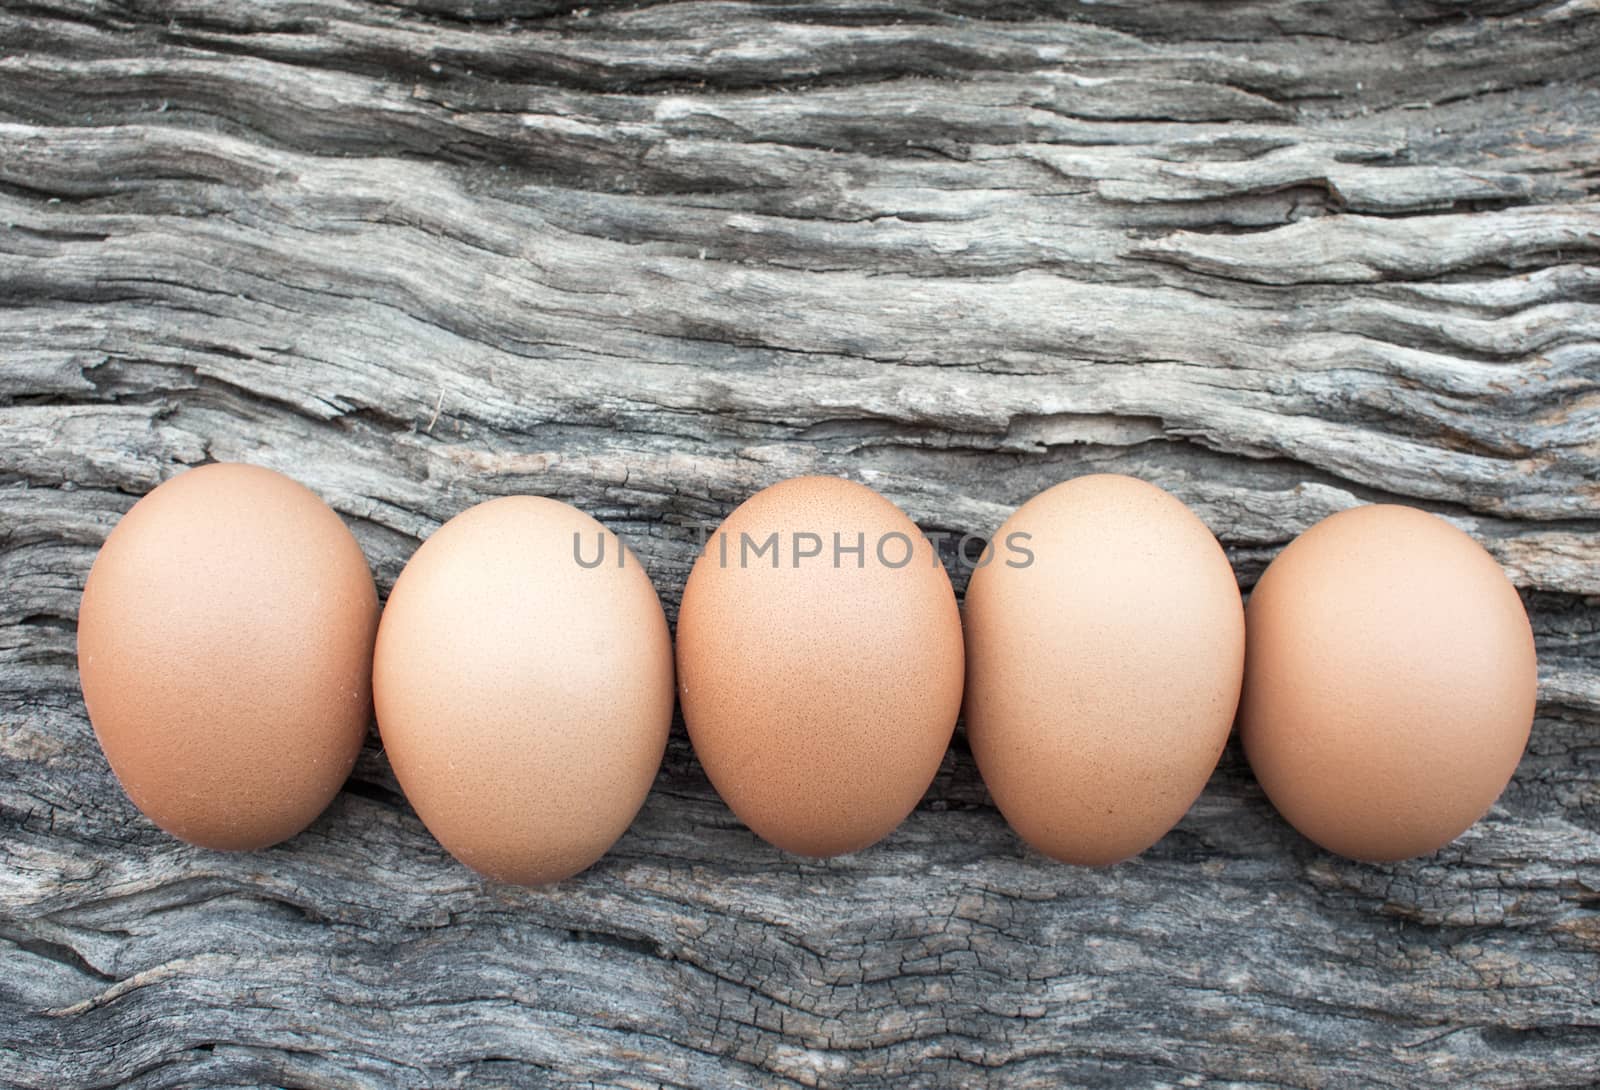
(1, 1, 1597, 1086)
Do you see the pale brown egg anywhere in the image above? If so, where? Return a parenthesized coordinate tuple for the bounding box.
(963, 474, 1245, 866)
(1239, 504, 1536, 861)
(373, 496, 673, 885)
(676, 476, 964, 857)
(77, 462, 378, 851)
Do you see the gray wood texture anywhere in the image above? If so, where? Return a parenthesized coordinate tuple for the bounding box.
(2, 1, 1598, 1086)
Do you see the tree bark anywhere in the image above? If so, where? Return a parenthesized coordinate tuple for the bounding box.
(1, 2, 1597, 1087)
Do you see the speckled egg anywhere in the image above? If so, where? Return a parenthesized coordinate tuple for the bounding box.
(963, 474, 1246, 866)
(373, 496, 674, 885)
(676, 476, 964, 857)
(1239, 504, 1537, 861)
(77, 462, 378, 851)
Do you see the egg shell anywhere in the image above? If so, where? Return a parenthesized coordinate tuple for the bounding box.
(1239, 503, 1536, 862)
(676, 476, 964, 857)
(373, 496, 674, 886)
(76, 462, 378, 851)
(963, 474, 1245, 866)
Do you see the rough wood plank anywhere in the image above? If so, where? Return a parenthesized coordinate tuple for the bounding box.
(1, 2, 1597, 1087)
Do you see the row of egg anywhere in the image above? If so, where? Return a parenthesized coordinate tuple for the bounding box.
(76, 464, 1537, 883)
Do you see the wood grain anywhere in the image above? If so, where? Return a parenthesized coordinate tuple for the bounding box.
(1, 2, 1597, 1086)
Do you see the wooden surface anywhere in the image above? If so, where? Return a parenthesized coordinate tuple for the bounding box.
(2, 2, 1599, 1087)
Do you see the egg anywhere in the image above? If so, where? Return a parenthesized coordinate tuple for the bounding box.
(373, 496, 673, 885)
(1239, 504, 1536, 861)
(676, 476, 964, 857)
(963, 474, 1245, 865)
(76, 463, 378, 850)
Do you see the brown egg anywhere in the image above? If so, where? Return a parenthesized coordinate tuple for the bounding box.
(373, 497, 673, 885)
(964, 474, 1245, 866)
(77, 463, 378, 851)
(1239, 504, 1536, 861)
(676, 476, 964, 857)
